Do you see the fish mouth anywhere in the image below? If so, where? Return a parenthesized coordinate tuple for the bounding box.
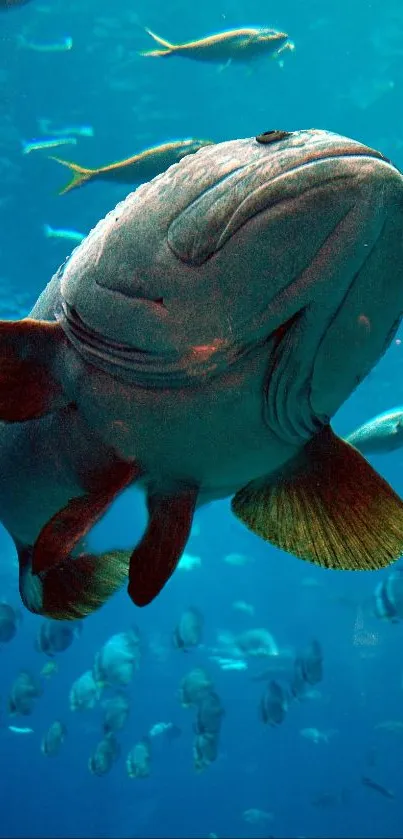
(281, 144, 390, 173)
(57, 300, 262, 387)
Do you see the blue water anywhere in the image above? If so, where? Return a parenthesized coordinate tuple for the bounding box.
(1, 0, 403, 836)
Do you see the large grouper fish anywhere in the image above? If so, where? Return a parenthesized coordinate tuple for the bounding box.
(2, 128, 403, 621)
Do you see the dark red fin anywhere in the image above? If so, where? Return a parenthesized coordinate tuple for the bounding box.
(18, 544, 131, 620)
(32, 460, 141, 575)
(0, 318, 67, 421)
(128, 487, 198, 607)
(232, 425, 403, 571)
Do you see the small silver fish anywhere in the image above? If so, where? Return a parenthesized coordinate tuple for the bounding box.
(43, 224, 85, 243)
(38, 120, 94, 138)
(8, 725, 34, 734)
(17, 35, 73, 52)
(23, 137, 77, 155)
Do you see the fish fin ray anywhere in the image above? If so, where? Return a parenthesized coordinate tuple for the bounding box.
(128, 487, 198, 606)
(232, 425, 403, 571)
(0, 319, 68, 421)
(18, 544, 131, 620)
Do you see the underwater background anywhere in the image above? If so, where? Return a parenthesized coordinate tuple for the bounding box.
(1, 0, 403, 837)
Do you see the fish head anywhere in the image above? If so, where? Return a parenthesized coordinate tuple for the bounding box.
(176, 138, 214, 159)
(254, 28, 290, 49)
(57, 129, 403, 441)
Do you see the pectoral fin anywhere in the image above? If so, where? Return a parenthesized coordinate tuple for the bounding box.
(128, 487, 198, 607)
(18, 543, 132, 621)
(0, 318, 68, 421)
(32, 459, 141, 574)
(232, 425, 403, 571)
(21, 458, 142, 619)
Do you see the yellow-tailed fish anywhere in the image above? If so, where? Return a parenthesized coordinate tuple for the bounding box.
(140, 26, 292, 63)
(51, 138, 213, 195)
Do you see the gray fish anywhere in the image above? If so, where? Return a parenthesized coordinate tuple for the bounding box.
(173, 607, 203, 650)
(89, 733, 120, 776)
(346, 408, 403, 454)
(0, 603, 20, 642)
(41, 720, 67, 757)
(291, 639, 323, 698)
(361, 776, 395, 799)
(194, 691, 224, 736)
(0, 131, 403, 620)
(35, 618, 81, 656)
(126, 737, 151, 779)
(178, 668, 214, 708)
(8, 671, 42, 716)
(102, 692, 130, 734)
(260, 680, 288, 725)
(373, 568, 403, 621)
(193, 732, 219, 772)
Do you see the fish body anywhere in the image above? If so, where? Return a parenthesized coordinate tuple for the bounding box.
(17, 35, 73, 52)
(346, 408, 403, 454)
(126, 737, 151, 778)
(373, 568, 403, 620)
(8, 671, 42, 715)
(0, 602, 20, 642)
(51, 138, 213, 194)
(38, 120, 94, 138)
(43, 223, 85, 243)
(300, 727, 336, 744)
(40, 660, 58, 678)
(361, 776, 395, 799)
(35, 618, 81, 655)
(173, 607, 203, 650)
(8, 725, 34, 734)
(41, 720, 66, 756)
(1, 131, 403, 619)
(141, 27, 290, 63)
(260, 679, 288, 725)
(23, 137, 77, 155)
(89, 733, 120, 775)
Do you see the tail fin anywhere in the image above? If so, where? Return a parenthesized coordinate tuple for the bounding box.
(19, 544, 131, 621)
(43, 223, 53, 238)
(139, 27, 175, 57)
(50, 156, 95, 195)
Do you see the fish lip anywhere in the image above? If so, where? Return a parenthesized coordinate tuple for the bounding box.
(57, 300, 262, 386)
(278, 145, 391, 177)
(58, 301, 151, 355)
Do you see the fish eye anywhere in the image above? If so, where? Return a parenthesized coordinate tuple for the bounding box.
(255, 130, 292, 144)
